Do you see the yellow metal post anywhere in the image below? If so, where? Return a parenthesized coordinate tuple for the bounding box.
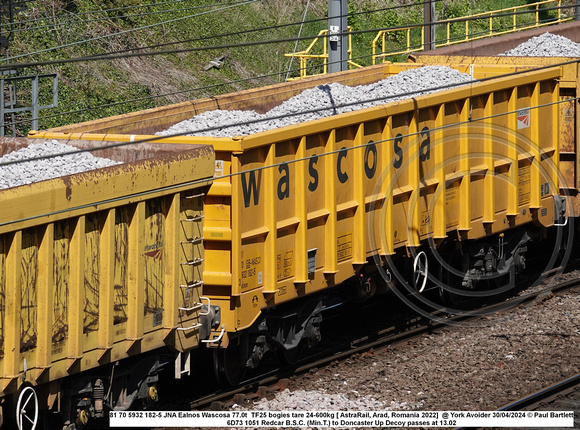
(530, 83, 541, 208)
(295, 136, 308, 284)
(550, 82, 560, 200)
(382, 117, 394, 255)
(353, 123, 367, 264)
(324, 130, 338, 274)
(127, 202, 145, 350)
(36, 224, 54, 375)
(433, 105, 446, 239)
(507, 88, 518, 217)
(263, 144, 277, 293)
(98, 209, 115, 359)
(459, 98, 471, 232)
(4, 231, 22, 383)
(231, 153, 242, 297)
(408, 114, 420, 247)
(484, 94, 495, 225)
(68, 215, 85, 369)
(164, 195, 180, 335)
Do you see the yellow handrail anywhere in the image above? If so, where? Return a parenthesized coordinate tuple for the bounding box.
(284, 27, 363, 81)
(284, 0, 572, 79)
(372, 0, 572, 65)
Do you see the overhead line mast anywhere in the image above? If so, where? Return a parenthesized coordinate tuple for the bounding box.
(328, 0, 348, 73)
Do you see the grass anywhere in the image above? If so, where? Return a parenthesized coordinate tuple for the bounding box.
(0, 0, 576, 135)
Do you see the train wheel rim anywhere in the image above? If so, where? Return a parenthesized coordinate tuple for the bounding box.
(413, 251, 428, 293)
(438, 285, 466, 306)
(276, 344, 304, 366)
(16, 386, 38, 430)
(213, 346, 246, 386)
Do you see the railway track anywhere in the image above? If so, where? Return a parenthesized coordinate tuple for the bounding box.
(501, 373, 580, 413)
(454, 373, 580, 430)
(183, 268, 580, 413)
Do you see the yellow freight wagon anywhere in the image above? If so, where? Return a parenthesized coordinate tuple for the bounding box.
(0, 138, 214, 427)
(409, 23, 580, 216)
(31, 62, 565, 384)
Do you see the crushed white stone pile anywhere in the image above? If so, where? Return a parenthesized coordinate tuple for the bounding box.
(501, 31, 580, 56)
(0, 140, 121, 189)
(157, 66, 474, 138)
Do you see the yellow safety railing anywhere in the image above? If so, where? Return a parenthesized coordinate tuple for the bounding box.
(372, 0, 572, 64)
(284, 27, 364, 81)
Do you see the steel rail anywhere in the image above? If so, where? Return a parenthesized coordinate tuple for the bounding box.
(188, 270, 580, 411)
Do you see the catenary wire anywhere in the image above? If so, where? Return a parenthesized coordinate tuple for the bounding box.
(10, 12, 574, 128)
(1, 12, 573, 132)
(0, 2, 572, 71)
(2, 91, 574, 229)
(0, 0, 228, 29)
(0, 2, 573, 126)
(0, 0, 260, 63)
(0, 0, 179, 29)
(77, 0, 446, 59)
(1, 0, 257, 36)
(2, 58, 578, 168)
(1, 0, 446, 64)
(0, 0, 445, 80)
(0, 0, 573, 131)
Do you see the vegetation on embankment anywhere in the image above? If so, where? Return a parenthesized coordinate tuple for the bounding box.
(1, 0, 575, 134)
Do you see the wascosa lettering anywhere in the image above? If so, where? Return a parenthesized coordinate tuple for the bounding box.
(240, 127, 431, 207)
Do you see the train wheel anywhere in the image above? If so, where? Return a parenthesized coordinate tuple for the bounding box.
(276, 344, 304, 366)
(15, 386, 38, 430)
(438, 285, 466, 307)
(437, 263, 467, 307)
(213, 344, 247, 386)
(412, 251, 428, 293)
(434, 250, 470, 307)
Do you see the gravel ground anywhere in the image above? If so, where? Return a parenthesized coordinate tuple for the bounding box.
(233, 271, 580, 418)
(158, 272, 579, 430)
(501, 32, 580, 56)
(157, 66, 474, 138)
(0, 140, 121, 189)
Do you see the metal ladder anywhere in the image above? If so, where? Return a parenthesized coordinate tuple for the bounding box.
(177, 195, 207, 331)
